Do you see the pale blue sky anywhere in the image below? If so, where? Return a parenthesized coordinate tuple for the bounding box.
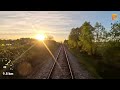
(0, 11, 120, 41)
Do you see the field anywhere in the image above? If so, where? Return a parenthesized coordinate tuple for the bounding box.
(0, 38, 60, 79)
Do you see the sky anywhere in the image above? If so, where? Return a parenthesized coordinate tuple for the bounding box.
(0, 11, 120, 42)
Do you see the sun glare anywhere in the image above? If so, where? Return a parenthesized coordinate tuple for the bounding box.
(35, 34, 45, 41)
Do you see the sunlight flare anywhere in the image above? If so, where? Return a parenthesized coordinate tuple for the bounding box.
(35, 34, 45, 41)
(41, 41, 63, 73)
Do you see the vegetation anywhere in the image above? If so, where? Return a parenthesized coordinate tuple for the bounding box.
(0, 38, 60, 79)
(65, 21, 120, 79)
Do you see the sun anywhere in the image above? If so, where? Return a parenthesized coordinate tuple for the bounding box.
(35, 34, 45, 41)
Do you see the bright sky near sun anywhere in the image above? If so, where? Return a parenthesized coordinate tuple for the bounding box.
(0, 11, 120, 42)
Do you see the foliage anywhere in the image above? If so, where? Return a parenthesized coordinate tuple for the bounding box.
(68, 21, 95, 55)
(66, 21, 120, 78)
(0, 38, 60, 79)
(78, 22, 95, 55)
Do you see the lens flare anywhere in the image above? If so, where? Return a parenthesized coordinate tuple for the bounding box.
(36, 34, 45, 41)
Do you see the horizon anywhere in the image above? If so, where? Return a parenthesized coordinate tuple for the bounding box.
(0, 11, 120, 42)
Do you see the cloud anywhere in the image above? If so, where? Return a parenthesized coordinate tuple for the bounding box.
(0, 11, 94, 41)
(0, 11, 120, 41)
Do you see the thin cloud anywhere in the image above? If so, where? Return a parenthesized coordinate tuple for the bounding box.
(0, 11, 120, 41)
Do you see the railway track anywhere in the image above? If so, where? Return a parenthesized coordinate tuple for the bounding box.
(47, 45, 74, 79)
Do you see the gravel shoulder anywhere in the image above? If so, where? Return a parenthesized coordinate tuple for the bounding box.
(27, 46, 61, 79)
(27, 45, 95, 79)
(65, 46, 95, 79)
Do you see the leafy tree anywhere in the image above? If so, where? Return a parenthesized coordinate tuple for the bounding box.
(68, 28, 80, 48)
(94, 22, 106, 42)
(45, 35, 54, 40)
(68, 21, 96, 55)
(78, 22, 95, 55)
(110, 21, 120, 42)
(64, 39, 68, 44)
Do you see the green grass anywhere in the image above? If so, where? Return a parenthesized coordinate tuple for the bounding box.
(69, 48, 102, 79)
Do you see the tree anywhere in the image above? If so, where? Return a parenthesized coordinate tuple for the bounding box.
(68, 21, 96, 55)
(68, 28, 80, 48)
(45, 35, 54, 40)
(110, 21, 120, 42)
(94, 22, 106, 42)
(64, 39, 68, 44)
(78, 21, 95, 55)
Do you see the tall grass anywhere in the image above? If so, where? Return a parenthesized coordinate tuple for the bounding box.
(0, 39, 60, 79)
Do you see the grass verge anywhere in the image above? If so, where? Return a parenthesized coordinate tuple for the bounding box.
(68, 48, 102, 79)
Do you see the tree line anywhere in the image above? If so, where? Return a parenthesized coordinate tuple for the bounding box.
(65, 21, 120, 56)
(64, 21, 120, 78)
